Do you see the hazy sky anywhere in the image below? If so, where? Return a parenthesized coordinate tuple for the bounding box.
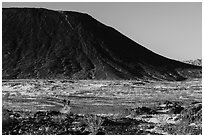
(2, 2, 202, 60)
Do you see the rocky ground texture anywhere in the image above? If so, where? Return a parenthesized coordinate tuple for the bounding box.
(2, 79, 202, 135)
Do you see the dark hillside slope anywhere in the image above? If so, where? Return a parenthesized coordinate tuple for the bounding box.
(2, 8, 201, 80)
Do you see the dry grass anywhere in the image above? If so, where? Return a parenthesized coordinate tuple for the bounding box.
(83, 114, 104, 134)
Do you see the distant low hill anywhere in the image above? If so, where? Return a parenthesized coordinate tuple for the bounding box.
(183, 59, 202, 67)
(2, 8, 202, 80)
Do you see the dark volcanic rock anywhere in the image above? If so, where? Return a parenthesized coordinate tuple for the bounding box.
(2, 8, 201, 80)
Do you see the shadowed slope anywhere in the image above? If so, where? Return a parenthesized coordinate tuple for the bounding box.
(2, 8, 201, 80)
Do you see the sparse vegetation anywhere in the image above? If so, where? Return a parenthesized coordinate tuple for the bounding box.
(83, 114, 104, 134)
(2, 79, 202, 135)
(2, 102, 202, 135)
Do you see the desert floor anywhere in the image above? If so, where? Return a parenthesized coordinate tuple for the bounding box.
(2, 79, 202, 135)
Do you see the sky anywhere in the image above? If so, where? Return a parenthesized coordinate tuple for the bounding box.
(2, 2, 202, 60)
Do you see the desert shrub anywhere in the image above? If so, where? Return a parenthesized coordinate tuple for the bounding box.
(2, 110, 76, 135)
(83, 114, 104, 135)
(162, 121, 202, 135)
(168, 104, 184, 114)
(162, 103, 202, 135)
(179, 103, 202, 123)
(130, 106, 158, 116)
(102, 117, 148, 135)
(160, 101, 184, 114)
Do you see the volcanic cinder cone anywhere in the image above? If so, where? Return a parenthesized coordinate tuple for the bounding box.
(2, 8, 202, 80)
